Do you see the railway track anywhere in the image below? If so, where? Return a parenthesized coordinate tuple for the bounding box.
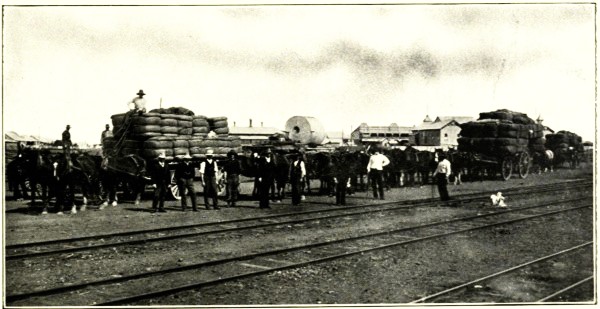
(6, 179, 591, 260)
(410, 242, 594, 303)
(6, 194, 592, 306)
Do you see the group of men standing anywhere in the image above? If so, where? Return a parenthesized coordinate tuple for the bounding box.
(146, 148, 307, 213)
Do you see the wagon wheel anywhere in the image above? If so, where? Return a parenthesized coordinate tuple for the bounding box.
(518, 152, 530, 179)
(169, 170, 181, 200)
(500, 157, 513, 181)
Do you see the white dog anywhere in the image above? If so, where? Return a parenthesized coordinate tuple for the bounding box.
(490, 192, 507, 207)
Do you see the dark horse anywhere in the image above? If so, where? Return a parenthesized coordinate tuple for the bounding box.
(19, 148, 99, 214)
(237, 151, 290, 201)
(99, 154, 149, 207)
(305, 152, 335, 196)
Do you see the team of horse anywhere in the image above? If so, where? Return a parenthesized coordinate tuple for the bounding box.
(7, 145, 557, 214)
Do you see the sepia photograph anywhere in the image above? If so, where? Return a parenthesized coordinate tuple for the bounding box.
(2, 1, 596, 307)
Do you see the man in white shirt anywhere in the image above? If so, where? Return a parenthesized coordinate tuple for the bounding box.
(200, 149, 219, 209)
(432, 152, 452, 201)
(128, 89, 147, 113)
(289, 153, 306, 206)
(366, 148, 390, 200)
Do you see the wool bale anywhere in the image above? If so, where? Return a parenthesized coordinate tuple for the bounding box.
(143, 148, 173, 158)
(178, 120, 193, 128)
(178, 128, 193, 135)
(161, 126, 179, 134)
(111, 113, 127, 127)
(192, 133, 208, 138)
(189, 139, 207, 148)
(132, 116, 161, 126)
(173, 147, 189, 156)
(285, 116, 326, 145)
(190, 147, 205, 155)
(210, 120, 228, 129)
(144, 139, 174, 149)
(193, 127, 209, 134)
(161, 118, 178, 127)
(192, 119, 209, 127)
(173, 140, 189, 148)
(132, 125, 162, 134)
(213, 127, 229, 135)
(208, 116, 227, 122)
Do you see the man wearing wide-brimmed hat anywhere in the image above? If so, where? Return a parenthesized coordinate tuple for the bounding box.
(150, 152, 170, 213)
(200, 148, 219, 210)
(175, 153, 198, 211)
(222, 149, 242, 207)
(128, 89, 147, 113)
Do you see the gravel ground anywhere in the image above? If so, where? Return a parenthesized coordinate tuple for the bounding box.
(3, 164, 595, 306)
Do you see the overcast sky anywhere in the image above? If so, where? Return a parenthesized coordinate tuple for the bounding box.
(3, 3, 596, 144)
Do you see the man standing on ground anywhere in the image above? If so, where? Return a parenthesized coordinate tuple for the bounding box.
(289, 153, 306, 206)
(258, 149, 276, 209)
(223, 150, 242, 207)
(176, 154, 198, 211)
(200, 149, 219, 210)
(333, 150, 351, 206)
(366, 147, 390, 200)
(151, 153, 170, 213)
(432, 152, 452, 202)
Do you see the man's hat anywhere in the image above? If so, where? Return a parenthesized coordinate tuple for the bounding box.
(183, 153, 192, 160)
(227, 149, 237, 157)
(157, 152, 166, 159)
(105, 124, 110, 128)
(137, 89, 146, 97)
(262, 148, 272, 155)
(66, 125, 71, 129)
(206, 148, 214, 156)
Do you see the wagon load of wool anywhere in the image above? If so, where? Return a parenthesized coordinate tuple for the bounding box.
(457, 109, 545, 156)
(104, 108, 237, 161)
(545, 130, 583, 153)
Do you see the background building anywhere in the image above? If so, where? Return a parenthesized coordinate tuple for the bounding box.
(228, 119, 284, 146)
(351, 123, 414, 147)
(412, 115, 474, 148)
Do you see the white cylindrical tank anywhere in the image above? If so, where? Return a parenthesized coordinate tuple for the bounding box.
(285, 116, 326, 145)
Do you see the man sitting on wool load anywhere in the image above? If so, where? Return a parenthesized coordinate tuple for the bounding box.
(128, 89, 147, 114)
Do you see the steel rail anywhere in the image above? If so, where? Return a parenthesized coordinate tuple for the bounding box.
(536, 276, 594, 302)
(5, 180, 593, 250)
(94, 204, 592, 306)
(6, 182, 592, 260)
(7, 198, 591, 305)
(7, 178, 589, 250)
(410, 242, 593, 303)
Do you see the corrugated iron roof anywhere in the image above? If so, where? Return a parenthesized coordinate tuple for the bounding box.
(229, 127, 283, 136)
(434, 116, 475, 124)
(413, 119, 460, 131)
(5, 131, 29, 142)
(354, 126, 413, 134)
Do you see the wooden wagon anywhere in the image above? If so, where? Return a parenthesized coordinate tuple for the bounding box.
(468, 150, 531, 181)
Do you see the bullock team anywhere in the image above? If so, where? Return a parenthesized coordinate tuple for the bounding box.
(6, 141, 561, 215)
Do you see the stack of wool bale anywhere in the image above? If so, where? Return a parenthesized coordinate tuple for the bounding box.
(103, 108, 239, 161)
(208, 117, 229, 135)
(458, 109, 545, 156)
(545, 130, 583, 154)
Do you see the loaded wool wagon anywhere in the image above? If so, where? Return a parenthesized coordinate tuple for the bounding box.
(545, 130, 583, 168)
(102, 107, 242, 199)
(458, 109, 546, 181)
